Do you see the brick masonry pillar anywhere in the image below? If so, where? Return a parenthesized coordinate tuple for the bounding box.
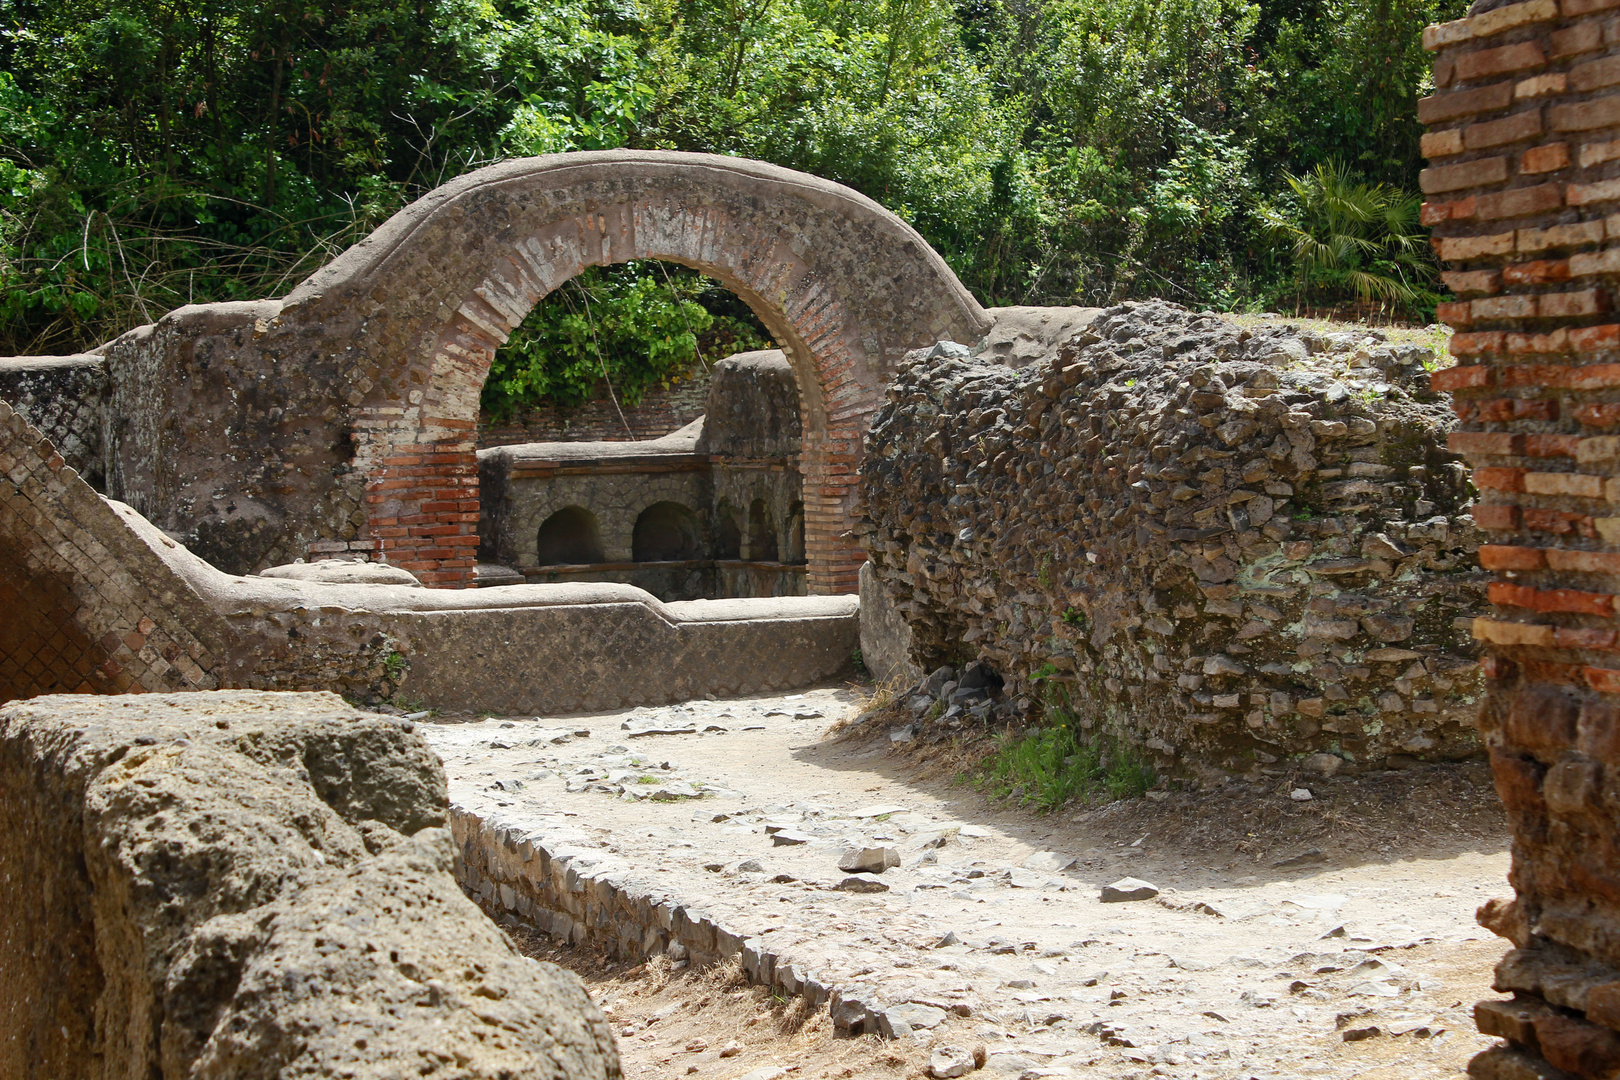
(1424, 2, 1620, 1076)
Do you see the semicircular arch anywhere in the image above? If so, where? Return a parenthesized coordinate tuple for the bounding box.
(279, 150, 990, 591)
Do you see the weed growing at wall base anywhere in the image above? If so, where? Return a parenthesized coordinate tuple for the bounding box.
(978, 707, 1157, 813)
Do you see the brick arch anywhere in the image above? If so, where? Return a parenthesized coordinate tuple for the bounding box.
(281, 150, 990, 591)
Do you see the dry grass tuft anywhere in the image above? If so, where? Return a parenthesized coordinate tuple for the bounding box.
(823, 674, 910, 741)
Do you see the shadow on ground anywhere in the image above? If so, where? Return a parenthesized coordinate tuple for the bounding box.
(790, 686, 1507, 892)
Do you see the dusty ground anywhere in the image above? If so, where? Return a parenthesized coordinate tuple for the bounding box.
(429, 680, 1511, 1080)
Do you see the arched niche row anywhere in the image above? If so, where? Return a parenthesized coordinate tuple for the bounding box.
(535, 506, 605, 565)
(633, 502, 702, 562)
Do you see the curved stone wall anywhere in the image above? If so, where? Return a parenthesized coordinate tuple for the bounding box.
(1, 396, 856, 713)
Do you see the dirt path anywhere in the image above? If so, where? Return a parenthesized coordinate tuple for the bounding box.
(428, 681, 1511, 1079)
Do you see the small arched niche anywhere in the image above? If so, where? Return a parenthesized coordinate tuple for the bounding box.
(747, 498, 778, 562)
(714, 500, 743, 560)
(784, 501, 806, 564)
(634, 502, 702, 562)
(536, 506, 605, 565)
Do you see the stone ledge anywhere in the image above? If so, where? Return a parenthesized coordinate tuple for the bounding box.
(450, 804, 910, 1037)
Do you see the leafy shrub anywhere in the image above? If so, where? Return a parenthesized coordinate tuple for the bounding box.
(1258, 160, 1436, 314)
(479, 262, 770, 420)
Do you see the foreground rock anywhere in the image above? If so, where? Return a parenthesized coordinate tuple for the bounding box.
(860, 302, 1486, 773)
(1101, 876, 1161, 902)
(0, 690, 619, 1080)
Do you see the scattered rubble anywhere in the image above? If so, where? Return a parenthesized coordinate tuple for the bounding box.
(1101, 877, 1162, 903)
(436, 685, 1510, 1078)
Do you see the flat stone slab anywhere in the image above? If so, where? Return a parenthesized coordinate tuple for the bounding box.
(1101, 877, 1161, 902)
(850, 804, 911, 818)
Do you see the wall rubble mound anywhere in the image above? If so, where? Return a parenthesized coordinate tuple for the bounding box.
(0, 689, 619, 1080)
(1422, 0, 1620, 1076)
(860, 301, 1487, 773)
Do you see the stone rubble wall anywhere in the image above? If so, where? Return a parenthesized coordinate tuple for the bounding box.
(0, 690, 620, 1080)
(450, 805, 922, 1038)
(1422, 2, 1620, 1077)
(859, 302, 1488, 774)
(2, 396, 856, 712)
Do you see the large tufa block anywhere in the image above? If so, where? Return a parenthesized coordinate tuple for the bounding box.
(0, 689, 619, 1080)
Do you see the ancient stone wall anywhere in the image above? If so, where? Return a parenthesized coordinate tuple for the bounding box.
(0, 398, 241, 700)
(477, 368, 714, 448)
(478, 351, 806, 601)
(0, 689, 619, 1079)
(1422, 2, 1620, 1076)
(859, 303, 1487, 774)
(2, 397, 854, 712)
(81, 151, 986, 591)
(0, 356, 107, 489)
(451, 804, 917, 1037)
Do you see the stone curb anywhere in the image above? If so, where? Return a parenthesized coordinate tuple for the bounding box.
(450, 804, 907, 1037)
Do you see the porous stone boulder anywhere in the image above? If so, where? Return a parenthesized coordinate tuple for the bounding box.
(0, 689, 619, 1080)
(858, 301, 1488, 772)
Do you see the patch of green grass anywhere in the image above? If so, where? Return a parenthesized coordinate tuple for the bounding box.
(638, 775, 660, 784)
(978, 713, 1157, 813)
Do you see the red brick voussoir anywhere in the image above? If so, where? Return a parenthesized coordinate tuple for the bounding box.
(1426, 3, 1620, 1077)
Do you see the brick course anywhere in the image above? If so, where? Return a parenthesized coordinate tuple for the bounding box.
(1426, 3, 1620, 1075)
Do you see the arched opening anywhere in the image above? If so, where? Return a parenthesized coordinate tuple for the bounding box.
(633, 502, 702, 562)
(714, 501, 743, 560)
(535, 506, 604, 565)
(784, 501, 806, 564)
(478, 261, 774, 445)
(747, 498, 778, 562)
(306, 151, 990, 592)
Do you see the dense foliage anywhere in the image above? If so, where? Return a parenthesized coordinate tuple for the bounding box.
(482, 262, 771, 418)
(0, 0, 1467, 408)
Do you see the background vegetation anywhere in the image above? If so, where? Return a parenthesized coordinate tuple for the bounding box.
(0, 0, 1467, 411)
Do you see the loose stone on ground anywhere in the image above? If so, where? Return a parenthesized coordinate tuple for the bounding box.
(432, 684, 1512, 1080)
